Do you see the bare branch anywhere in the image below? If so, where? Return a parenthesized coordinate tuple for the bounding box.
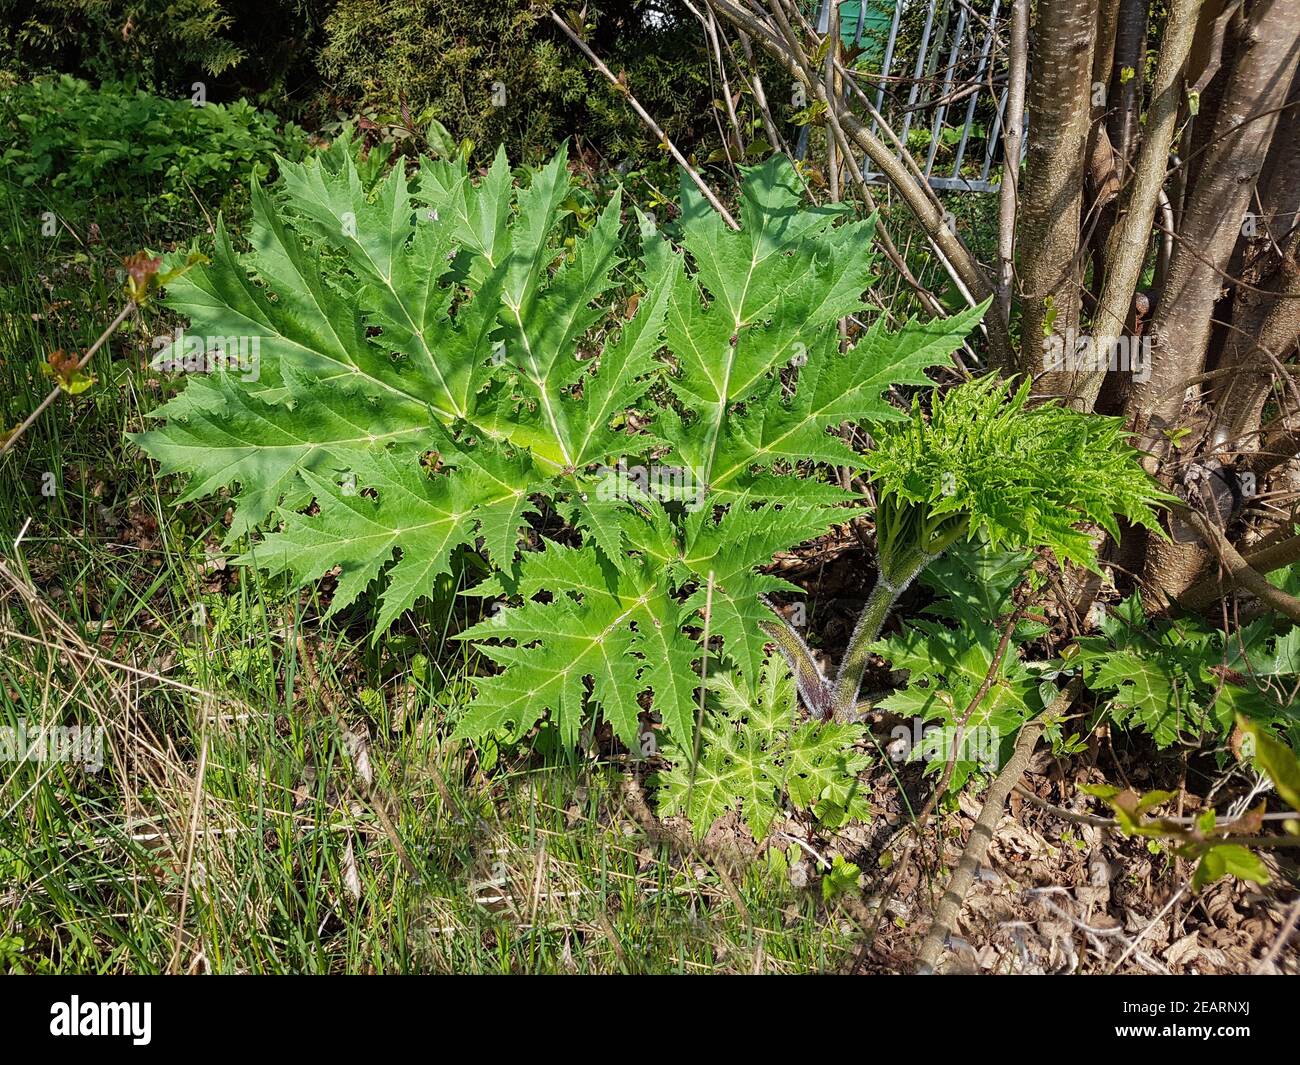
(549, 9, 740, 230)
(996, 0, 1028, 323)
(916, 678, 1084, 973)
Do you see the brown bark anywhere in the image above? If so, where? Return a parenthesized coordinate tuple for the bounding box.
(1071, 0, 1201, 412)
(1257, 65, 1300, 228)
(1093, 0, 1124, 94)
(1252, 418, 1300, 479)
(1215, 225, 1300, 440)
(1183, 0, 1244, 197)
(1018, 0, 1099, 386)
(998, 0, 1030, 323)
(1130, 0, 1300, 438)
(1127, 0, 1300, 605)
(1178, 523, 1300, 617)
(1107, 0, 1149, 170)
(1222, 103, 1300, 439)
(1085, 125, 1122, 301)
(1085, 0, 1124, 282)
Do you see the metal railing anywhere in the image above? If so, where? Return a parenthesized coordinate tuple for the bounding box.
(805, 0, 1024, 193)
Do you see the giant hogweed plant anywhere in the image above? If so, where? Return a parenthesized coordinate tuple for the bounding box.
(655, 656, 871, 841)
(1073, 584, 1300, 750)
(132, 140, 986, 755)
(763, 376, 1173, 724)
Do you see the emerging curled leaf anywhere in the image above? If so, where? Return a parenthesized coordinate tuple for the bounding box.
(41, 350, 95, 395)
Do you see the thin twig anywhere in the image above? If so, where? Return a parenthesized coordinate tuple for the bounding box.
(915, 678, 1083, 973)
(1013, 783, 1300, 828)
(1109, 883, 1189, 974)
(1181, 507, 1300, 623)
(549, 9, 740, 231)
(996, 0, 1027, 321)
(0, 301, 135, 458)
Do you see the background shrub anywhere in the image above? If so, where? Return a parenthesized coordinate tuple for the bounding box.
(0, 74, 309, 239)
(316, 0, 718, 164)
(0, 0, 331, 109)
(0, 1, 725, 164)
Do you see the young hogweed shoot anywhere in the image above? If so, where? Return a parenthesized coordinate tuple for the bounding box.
(766, 376, 1172, 721)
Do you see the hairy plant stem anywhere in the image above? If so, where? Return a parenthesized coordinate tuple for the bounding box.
(761, 552, 927, 722)
(763, 499, 973, 721)
(759, 605, 838, 721)
(832, 573, 906, 715)
(832, 505, 970, 716)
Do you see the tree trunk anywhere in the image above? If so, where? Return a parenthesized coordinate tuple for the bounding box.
(1107, 0, 1149, 170)
(1018, 0, 1099, 390)
(1073, 0, 1201, 412)
(1128, 0, 1300, 438)
(1215, 225, 1300, 444)
(1129, 0, 1300, 605)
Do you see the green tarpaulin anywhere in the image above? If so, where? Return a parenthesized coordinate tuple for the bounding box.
(829, 1, 896, 64)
